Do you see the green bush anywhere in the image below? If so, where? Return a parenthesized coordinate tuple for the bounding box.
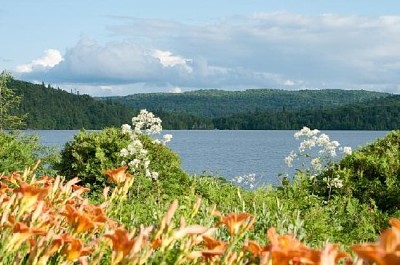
(56, 128, 191, 200)
(0, 131, 58, 175)
(319, 130, 400, 213)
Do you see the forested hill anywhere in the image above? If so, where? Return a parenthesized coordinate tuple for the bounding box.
(7, 78, 399, 130)
(212, 95, 400, 130)
(8, 79, 136, 129)
(99, 89, 390, 118)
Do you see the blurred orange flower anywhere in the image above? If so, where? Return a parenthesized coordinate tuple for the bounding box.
(63, 237, 92, 261)
(352, 218, 400, 265)
(104, 228, 135, 264)
(104, 166, 132, 185)
(216, 212, 255, 236)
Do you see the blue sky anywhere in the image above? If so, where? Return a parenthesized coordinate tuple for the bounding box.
(1, 1, 400, 96)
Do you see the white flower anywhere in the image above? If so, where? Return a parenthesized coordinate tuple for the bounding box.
(121, 124, 132, 134)
(163, 134, 173, 144)
(343, 146, 352, 155)
(120, 148, 129, 157)
(151, 171, 159, 180)
(311, 158, 322, 171)
(284, 151, 296, 167)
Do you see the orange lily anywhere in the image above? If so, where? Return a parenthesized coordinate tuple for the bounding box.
(14, 182, 49, 210)
(6, 222, 47, 252)
(216, 212, 255, 236)
(63, 204, 95, 233)
(267, 227, 312, 265)
(352, 219, 400, 265)
(104, 166, 132, 185)
(62, 237, 92, 261)
(45, 233, 73, 257)
(104, 228, 135, 264)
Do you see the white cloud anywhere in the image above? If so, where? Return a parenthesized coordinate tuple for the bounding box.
(16, 49, 63, 73)
(18, 12, 400, 95)
(169, 86, 183, 93)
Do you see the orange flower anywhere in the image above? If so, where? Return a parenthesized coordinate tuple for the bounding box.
(267, 227, 311, 265)
(200, 235, 227, 261)
(216, 212, 255, 236)
(243, 240, 270, 257)
(104, 228, 135, 264)
(45, 233, 73, 257)
(6, 222, 47, 252)
(62, 204, 95, 233)
(104, 166, 132, 185)
(352, 219, 400, 265)
(62, 237, 92, 261)
(14, 182, 49, 210)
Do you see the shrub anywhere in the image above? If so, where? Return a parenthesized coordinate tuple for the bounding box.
(56, 127, 191, 200)
(0, 131, 58, 175)
(320, 130, 400, 213)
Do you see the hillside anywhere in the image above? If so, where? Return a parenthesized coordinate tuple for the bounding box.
(8, 79, 136, 129)
(6, 78, 398, 130)
(99, 89, 390, 118)
(212, 95, 400, 130)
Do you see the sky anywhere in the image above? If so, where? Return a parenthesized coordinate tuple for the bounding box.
(1, 0, 400, 96)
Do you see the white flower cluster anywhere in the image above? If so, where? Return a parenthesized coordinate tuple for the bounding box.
(120, 110, 172, 181)
(285, 127, 352, 189)
(232, 173, 257, 190)
(323, 176, 344, 189)
(132, 109, 162, 135)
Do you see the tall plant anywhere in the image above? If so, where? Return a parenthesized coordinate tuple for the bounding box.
(0, 70, 26, 130)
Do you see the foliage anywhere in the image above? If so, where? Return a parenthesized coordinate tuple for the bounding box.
(1, 165, 399, 265)
(6, 77, 400, 130)
(213, 95, 400, 130)
(103, 88, 388, 118)
(7, 79, 135, 129)
(0, 131, 59, 175)
(0, 71, 26, 130)
(56, 127, 191, 201)
(320, 130, 400, 213)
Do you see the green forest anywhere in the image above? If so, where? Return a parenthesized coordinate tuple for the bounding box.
(7, 79, 135, 129)
(6, 78, 400, 130)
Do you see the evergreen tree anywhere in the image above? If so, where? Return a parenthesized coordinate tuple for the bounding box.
(0, 71, 26, 130)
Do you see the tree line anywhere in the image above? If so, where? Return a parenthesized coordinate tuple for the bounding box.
(3, 75, 400, 130)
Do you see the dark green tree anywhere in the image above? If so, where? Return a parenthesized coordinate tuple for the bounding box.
(0, 71, 26, 130)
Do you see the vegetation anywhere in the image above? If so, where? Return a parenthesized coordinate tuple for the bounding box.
(103, 88, 389, 118)
(0, 71, 26, 130)
(0, 131, 59, 175)
(7, 79, 135, 129)
(212, 95, 400, 130)
(1, 118, 400, 263)
(6, 77, 400, 130)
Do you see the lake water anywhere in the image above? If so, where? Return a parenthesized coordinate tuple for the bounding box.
(31, 130, 389, 186)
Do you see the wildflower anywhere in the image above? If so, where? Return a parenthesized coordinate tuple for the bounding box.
(104, 165, 132, 185)
(162, 134, 173, 144)
(63, 237, 92, 261)
(151, 172, 159, 180)
(6, 222, 47, 252)
(62, 204, 95, 233)
(216, 212, 255, 236)
(14, 182, 49, 211)
(284, 151, 296, 167)
(343, 146, 352, 155)
(120, 148, 129, 157)
(104, 228, 135, 263)
(352, 218, 400, 265)
(199, 236, 227, 261)
(121, 124, 132, 134)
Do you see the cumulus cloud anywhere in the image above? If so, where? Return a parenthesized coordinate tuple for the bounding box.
(18, 12, 400, 95)
(16, 49, 63, 73)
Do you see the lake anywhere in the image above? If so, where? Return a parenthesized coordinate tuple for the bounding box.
(31, 130, 389, 186)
